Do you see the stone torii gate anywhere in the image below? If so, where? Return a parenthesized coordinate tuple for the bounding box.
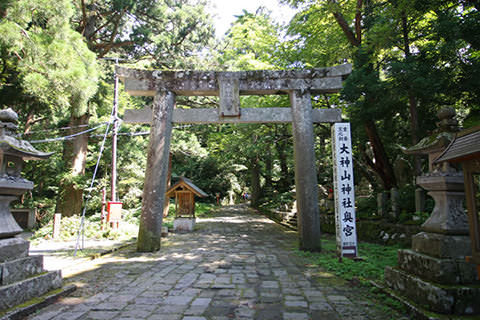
(117, 64, 351, 252)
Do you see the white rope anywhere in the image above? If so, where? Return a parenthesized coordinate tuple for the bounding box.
(74, 114, 115, 256)
(25, 122, 192, 142)
(28, 123, 107, 143)
(20, 122, 108, 136)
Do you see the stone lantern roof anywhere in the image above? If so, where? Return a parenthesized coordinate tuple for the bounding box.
(0, 108, 52, 160)
(404, 107, 459, 155)
(403, 107, 460, 173)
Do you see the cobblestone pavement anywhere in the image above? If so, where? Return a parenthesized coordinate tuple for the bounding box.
(28, 238, 136, 272)
(27, 205, 404, 320)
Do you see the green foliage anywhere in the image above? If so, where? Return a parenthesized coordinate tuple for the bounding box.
(356, 196, 378, 218)
(194, 202, 217, 218)
(286, 2, 354, 67)
(0, 0, 98, 115)
(297, 236, 400, 284)
(31, 214, 137, 242)
(260, 191, 295, 210)
(284, 0, 480, 193)
(296, 237, 408, 316)
(72, 0, 214, 68)
(163, 202, 216, 225)
(220, 8, 284, 70)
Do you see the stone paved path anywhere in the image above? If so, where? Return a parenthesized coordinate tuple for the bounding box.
(27, 205, 404, 320)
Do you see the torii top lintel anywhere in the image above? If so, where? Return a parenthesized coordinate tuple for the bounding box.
(116, 64, 352, 97)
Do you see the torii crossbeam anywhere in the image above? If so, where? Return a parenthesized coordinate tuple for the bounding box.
(117, 64, 351, 252)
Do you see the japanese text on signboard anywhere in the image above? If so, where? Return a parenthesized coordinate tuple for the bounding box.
(332, 123, 358, 257)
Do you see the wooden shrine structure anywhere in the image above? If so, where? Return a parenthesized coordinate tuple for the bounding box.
(117, 64, 352, 252)
(166, 177, 207, 218)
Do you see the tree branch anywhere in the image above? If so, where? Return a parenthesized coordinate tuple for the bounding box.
(98, 9, 127, 57)
(328, 0, 360, 47)
(80, 0, 87, 35)
(172, 21, 200, 47)
(91, 40, 134, 49)
(355, 0, 363, 44)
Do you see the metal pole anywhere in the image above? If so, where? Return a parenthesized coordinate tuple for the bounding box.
(111, 58, 119, 202)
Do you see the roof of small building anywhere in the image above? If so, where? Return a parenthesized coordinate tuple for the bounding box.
(435, 125, 480, 163)
(166, 177, 208, 198)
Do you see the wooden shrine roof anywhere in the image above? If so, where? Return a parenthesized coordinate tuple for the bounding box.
(435, 125, 480, 163)
(166, 177, 208, 198)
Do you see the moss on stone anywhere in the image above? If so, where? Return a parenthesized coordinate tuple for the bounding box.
(0, 286, 66, 317)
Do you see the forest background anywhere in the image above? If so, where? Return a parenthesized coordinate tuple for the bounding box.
(0, 0, 478, 228)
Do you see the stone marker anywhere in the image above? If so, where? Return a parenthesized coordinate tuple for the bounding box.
(53, 213, 62, 239)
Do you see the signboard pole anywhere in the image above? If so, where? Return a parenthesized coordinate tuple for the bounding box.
(332, 123, 358, 258)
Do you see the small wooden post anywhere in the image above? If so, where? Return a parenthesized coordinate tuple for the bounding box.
(53, 213, 61, 239)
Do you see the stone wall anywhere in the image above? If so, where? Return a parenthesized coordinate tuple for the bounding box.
(260, 207, 421, 247)
(319, 214, 421, 247)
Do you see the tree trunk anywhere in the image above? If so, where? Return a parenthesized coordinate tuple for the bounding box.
(23, 111, 35, 134)
(329, 1, 397, 191)
(250, 155, 262, 208)
(275, 126, 292, 193)
(357, 144, 380, 190)
(364, 120, 397, 190)
(55, 114, 89, 217)
(264, 146, 273, 192)
(402, 11, 421, 176)
(409, 93, 421, 176)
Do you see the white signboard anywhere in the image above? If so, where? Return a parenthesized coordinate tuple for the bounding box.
(331, 123, 358, 258)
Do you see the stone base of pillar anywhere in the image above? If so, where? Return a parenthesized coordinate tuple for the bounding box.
(396, 249, 479, 285)
(385, 266, 480, 315)
(174, 218, 195, 232)
(0, 237, 62, 312)
(412, 231, 472, 258)
(384, 234, 480, 316)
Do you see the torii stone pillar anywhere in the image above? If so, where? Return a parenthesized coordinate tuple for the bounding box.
(118, 65, 351, 252)
(290, 90, 321, 251)
(138, 90, 175, 251)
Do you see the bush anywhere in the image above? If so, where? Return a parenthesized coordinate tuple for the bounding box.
(31, 213, 137, 242)
(296, 236, 401, 284)
(398, 184, 416, 214)
(356, 196, 377, 218)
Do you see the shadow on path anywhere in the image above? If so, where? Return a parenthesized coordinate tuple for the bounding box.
(26, 204, 406, 320)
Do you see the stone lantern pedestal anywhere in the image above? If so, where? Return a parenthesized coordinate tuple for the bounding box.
(385, 108, 480, 316)
(0, 109, 62, 313)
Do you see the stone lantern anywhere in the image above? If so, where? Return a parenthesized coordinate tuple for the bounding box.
(403, 107, 468, 236)
(435, 125, 480, 276)
(0, 108, 61, 314)
(0, 108, 52, 238)
(385, 107, 480, 316)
